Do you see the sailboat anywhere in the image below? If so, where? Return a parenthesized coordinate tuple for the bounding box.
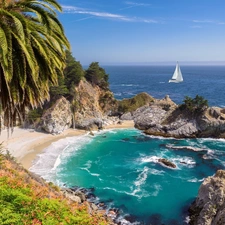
(169, 62, 183, 83)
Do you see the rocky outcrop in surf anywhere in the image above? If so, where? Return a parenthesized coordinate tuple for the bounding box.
(129, 96, 225, 138)
(158, 158, 177, 169)
(189, 170, 225, 225)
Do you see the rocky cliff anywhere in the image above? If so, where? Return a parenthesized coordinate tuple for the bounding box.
(129, 96, 225, 138)
(189, 170, 225, 225)
(73, 80, 118, 130)
(40, 97, 72, 134)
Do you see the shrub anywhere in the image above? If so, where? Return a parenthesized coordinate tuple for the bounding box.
(180, 95, 208, 113)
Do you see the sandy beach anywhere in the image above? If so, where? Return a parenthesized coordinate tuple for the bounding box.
(0, 120, 134, 170)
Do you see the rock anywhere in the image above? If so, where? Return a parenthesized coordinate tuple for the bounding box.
(120, 112, 133, 120)
(133, 98, 225, 138)
(40, 97, 72, 134)
(158, 158, 176, 168)
(61, 188, 82, 203)
(74, 80, 116, 130)
(189, 170, 225, 225)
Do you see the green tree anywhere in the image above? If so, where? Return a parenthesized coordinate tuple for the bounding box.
(0, 0, 70, 129)
(85, 62, 109, 89)
(64, 50, 84, 90)
(181, 95, 208, 113)
(50, 71, 69, 99)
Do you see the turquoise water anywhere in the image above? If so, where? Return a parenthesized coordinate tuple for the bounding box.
(30, 129, 225, 224)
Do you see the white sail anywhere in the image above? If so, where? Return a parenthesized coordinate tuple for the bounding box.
(169, 62, 183, 83)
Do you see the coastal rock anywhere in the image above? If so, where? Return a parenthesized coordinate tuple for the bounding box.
(133, 96, 225, 138)
(120, 112, 133, 120)
(74, 80, 117, 130)
(189, 170, 225, 225)
(40, 97, 72, 134)
(158, 158, 176, 168)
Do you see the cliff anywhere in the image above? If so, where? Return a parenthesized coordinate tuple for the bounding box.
(189, 170, 225, 225)
(129, 96, 225, 138)
(73, 80, 118, 130)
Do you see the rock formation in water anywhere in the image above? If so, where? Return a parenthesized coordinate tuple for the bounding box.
(158, 158, 176, 168)
(128, 95, 225, 138)
(40, 97, 72, 134)
(189, 170, 225, 225)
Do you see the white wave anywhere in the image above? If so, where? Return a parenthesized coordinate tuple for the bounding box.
(121, 84, 139, 87)
(188, 178, 204, 183)
(149, 168, 165, 176)
(176, 156, 196, 166)
(80, 162, 100, 177)
(134, 167, 148, 187)
(29, 134, 92, 182)
(140, 156, 159, 163)
(166, 144, 206, 152)
(52, 154, 62, 171)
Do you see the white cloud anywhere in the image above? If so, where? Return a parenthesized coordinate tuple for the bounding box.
(193, 20, 225, 25)
(125, 1, 151, 7)
(193, 20, 214, 23)
(62, 5, 158, 23)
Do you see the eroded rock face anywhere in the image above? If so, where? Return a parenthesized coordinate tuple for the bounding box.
(41, 97, 72, 134)
(189, 170, 225, 225)
(73, 80, 117, 130)
(133, 96, 225, 138)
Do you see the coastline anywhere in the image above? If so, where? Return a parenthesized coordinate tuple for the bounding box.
(0, 120, 134, 170)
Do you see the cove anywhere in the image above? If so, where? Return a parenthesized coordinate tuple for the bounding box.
(30, 128, 225, 224)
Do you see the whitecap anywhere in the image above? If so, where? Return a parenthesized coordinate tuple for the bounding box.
(188, 178, 204, 183)
(29, 134, 92, 183)
(140, 156, 159, 163)
(121, 84, 139, 87)
(149, 168, 165, 176)
(166, 144, 206, 152)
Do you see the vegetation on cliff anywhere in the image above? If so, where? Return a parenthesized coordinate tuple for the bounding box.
(0, 152, 108, 225)
(180, 95, 209, 113)
(118, 92, 154, 114)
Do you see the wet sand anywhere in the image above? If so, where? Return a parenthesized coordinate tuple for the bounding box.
(0, 120, 134, 169)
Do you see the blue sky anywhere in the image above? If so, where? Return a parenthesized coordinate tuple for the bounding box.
(57, 0, 225, 65)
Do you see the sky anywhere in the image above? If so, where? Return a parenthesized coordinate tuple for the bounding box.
(57, 0, 225, 66)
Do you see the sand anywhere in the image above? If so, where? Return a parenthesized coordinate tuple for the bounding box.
(0, 120, 134, 169)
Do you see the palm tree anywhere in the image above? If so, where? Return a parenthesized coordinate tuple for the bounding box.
(0, 0, 70, 129)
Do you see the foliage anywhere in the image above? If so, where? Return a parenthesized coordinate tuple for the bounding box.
(0, 0, 70, 129)
(27, 108, 43, 124)
(85, 62, 109, 90)
(64, 50, 84, 90)
(50, 72, 69, 99)
(180, 95, 209, 113)
(118, 92, 154, 113)
(0, 155, 108, 225)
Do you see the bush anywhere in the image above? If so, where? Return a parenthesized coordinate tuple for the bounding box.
(118, 92, 154, 113)
(180, 95, 208, 113)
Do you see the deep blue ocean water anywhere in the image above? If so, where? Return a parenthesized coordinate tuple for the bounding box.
(106, 65, 225, 107)
(30, 66, 225, 224)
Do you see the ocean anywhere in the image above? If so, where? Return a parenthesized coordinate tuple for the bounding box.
(30, 65, 225, 224)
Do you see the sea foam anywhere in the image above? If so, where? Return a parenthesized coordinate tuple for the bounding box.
(29, 134, 92, 183)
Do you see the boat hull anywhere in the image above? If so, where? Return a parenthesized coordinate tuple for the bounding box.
(168, 79, 183, 83)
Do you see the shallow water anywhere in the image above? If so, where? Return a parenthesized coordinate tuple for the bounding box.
(30, 128, 225, 224)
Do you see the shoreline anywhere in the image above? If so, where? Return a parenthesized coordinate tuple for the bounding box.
(0, 120, 134, 170)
